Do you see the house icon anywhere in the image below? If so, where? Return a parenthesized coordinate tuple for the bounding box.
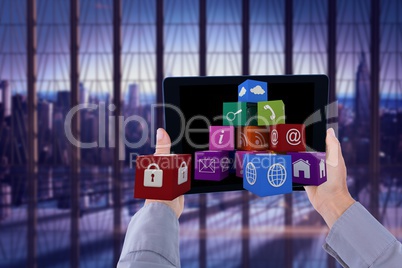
(319, 159, 326, 178)
(292, 159, 310, 179)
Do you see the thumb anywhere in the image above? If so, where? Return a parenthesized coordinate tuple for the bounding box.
(154, 128, 172, 155)
(326, 128, 340, 167)
(304, 184, 316, 196)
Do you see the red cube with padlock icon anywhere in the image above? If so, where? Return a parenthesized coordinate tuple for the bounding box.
(134, 154, 192, 200)
(268, 124, 306, 152)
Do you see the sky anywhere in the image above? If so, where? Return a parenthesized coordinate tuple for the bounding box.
(0, 0, 401, 99)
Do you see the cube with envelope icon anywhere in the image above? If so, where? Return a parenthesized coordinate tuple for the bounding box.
(194, 150, 230, 181)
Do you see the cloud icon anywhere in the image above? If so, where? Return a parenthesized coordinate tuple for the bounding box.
(250, 85, 265, 95)
(239, 87, 247, 97)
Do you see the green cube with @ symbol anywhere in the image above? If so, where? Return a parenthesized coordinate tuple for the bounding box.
(257, 100, 285, 126)
(223, 102, 257, 126)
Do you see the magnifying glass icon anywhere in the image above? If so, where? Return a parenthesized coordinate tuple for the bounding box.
(226, 109, 243, 122)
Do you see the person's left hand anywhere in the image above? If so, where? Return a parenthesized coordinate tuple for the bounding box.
(144, 128, 185, 218)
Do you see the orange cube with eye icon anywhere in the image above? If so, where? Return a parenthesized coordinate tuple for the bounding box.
(236, 126, 269, 151)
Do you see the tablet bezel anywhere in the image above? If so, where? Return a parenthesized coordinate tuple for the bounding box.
(163, 75, 329, 194)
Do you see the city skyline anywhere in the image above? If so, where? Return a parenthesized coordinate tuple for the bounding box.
(2, 53, 402, 104)
(1, 0, 401, 98)
(1, 52, 401, 169)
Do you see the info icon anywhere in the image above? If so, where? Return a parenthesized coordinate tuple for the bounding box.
(209, 126, 235, 150)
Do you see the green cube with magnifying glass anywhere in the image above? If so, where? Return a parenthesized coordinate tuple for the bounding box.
(223, 102, 257, 126)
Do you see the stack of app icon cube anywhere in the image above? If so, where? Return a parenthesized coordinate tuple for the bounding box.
(194, 79, 327, 197)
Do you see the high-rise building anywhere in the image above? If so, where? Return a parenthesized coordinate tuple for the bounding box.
(83, 113, 98, 145)
(53, 111, 68, 166)
(0, 80, 11, 117)
(354, 52, 371, 165)
(11, 94, 27, 165)
(0, 183, 12, 220)
(127, 83, 140, 108)
(80, 82, 87, 104)
(56, 91, 71, 110)
(355, 52, 371, 132)
(38, 100, 53, 131)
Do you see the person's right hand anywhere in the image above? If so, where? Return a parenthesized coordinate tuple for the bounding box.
(304, 128, 355, 228)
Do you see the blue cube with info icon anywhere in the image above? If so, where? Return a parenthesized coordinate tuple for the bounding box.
(238, 79, 268, 103)
(243, 153, 292, 197)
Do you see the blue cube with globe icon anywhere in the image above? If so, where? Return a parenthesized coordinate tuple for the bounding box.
(243, 153, 292, 197)
(238, 79, 268, 103)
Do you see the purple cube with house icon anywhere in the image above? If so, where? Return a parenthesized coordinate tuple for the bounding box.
(209, 126, 235, 150)
(288, 152, 327, 185)
(194, 150, 230, 181)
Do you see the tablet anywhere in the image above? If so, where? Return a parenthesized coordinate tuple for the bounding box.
(163, 75, 329, 194)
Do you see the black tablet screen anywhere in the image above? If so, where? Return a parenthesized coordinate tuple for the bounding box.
(176, 82, 317, 192)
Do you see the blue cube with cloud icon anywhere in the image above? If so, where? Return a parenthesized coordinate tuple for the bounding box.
(243, 153, 292, 197)
(238, 79, 268, 103)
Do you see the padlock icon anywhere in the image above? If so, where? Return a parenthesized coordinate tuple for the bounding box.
(178, 161, 188, 185)
(143, 163, 163, 188)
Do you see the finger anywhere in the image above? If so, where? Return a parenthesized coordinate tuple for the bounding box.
(179, 195, 184, 208)
(154, 128, 172, 155)
(176, 195, 185, 218)
(326, 128, 341, 167)
(304, 185, 315, 194)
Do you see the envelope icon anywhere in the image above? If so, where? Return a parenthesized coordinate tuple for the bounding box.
(199, 158, 216, 173)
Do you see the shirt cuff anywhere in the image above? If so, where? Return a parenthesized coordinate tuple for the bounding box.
(120, 203, 180, 267)
(323, 202, 397, 267)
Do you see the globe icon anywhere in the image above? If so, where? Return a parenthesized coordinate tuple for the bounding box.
(245, 162, 257, 185)
(267, 164, 287, 188)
